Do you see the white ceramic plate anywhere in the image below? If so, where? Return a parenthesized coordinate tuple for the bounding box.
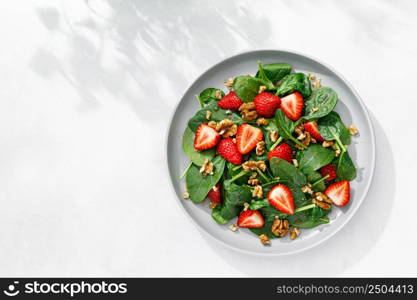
(167, 50, 375, 255)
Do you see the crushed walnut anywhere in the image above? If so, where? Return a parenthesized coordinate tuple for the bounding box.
(294, 123, 315, 146)
(258, 85, 267, 94)
(208, 201, 218, 209)
(312, 107, 319, 112)
(214, 91, 222, 100)
(322, 140, 335, 148)
(252, 185, 263, 199)
(229, 224, 238, 232)
(248, 172, 259, 186)
(292, 159, 299, 167)
(208, 119, 237, 138)
(205, 110, 212, 120)
(270, 130, 279, 142)
(256, 141, 266, 156)
(182, 192, 189, 199)
(312, 192, 332, 210)
(301, 183, 314, 194)
(242, 160, 266, 172)
(256, 118, 269, 126)
(225, 78, 234, 89)
(239, 102, 258, 121)
(335, 149, 341, 157)
(259, 234, 270, 245)
(312, 78, 322, 88)
(290, 227, 301, 240)
(199, 159, 214, 175)
(348, 125, 359, 135)
(243, 202, 250, 211)
(271, 219, 289, 237)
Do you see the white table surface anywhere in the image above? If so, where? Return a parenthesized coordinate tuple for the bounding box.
(0, 0, 416, 277)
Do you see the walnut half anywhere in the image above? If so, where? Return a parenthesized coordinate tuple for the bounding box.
(271, 219, 289, 237)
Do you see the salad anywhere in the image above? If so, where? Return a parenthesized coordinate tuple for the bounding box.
(181, 61, 359, 245)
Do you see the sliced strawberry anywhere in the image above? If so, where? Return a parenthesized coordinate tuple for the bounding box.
(208, 183, 222, 203)
(268, 184, 294, 215)
(218, 91, 243, 110)
(268, 143, 293, 163)
(236, 124, 263, 154)
(216, 138, 242, 165)
(325, 180, 350, 206)
(304, 120, 324, 142)
(237, 210, 265, 228)
(319, 164, 337, 182)
(254, 92, 281, 117)
(194, 124, 221, 151)
(280, 92, 304, 121)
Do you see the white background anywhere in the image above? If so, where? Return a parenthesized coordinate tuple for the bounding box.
(0, 0, 416, 277)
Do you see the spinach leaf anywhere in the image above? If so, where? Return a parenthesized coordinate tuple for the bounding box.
(199, 88, 225, 104)
(274, 109, 306, 148)
(186, 156, 226, 203)
(188, 101, 243, 132)
(318, 111, 351, 146)
(287, 209, 330, 229)
(255, 62, 275, 90)
(182, 126, 215, 166)
(211, 180, 252, 223)
(306, 170, 326, 192)
(285, 181, 307, 207)
(310, 206, 330, 221)
(291, 216, 330, 229)
(304, 87, 338, 120)
(276, 73, 312, 98)
(226, 162, 250, 185)
(255, 63, 292, 82)
(233, 76, 269, 102)
(298, 144, 335, 174)
(250, 199, 270, 210)
(335, 150, 357, 180)
(269, 157, 307, 187)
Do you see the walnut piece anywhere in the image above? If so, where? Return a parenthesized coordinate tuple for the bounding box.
(252, 185, 263, 199)
(290, 227, 301, 240)
(256, 118, 269, 126)
(208, 201, 218, 209)
(229, 224, 238, 232)
(270, 130, 279, 142)
(248, 178, 260, 186)
(255, 141, 266, 156)
(322, 140, 335, 148)
(301, 184, 313, 194)
(207, 121, 217, 129)
(199, 159, 214, 175)
(259, 234, 270, 245)
(258, 85, 267, 94)
(292, 159, 299, 167)
(205, 110, 212, 120)
(348, 125, 359, 135)
(312, 79, 321, 88)
(312, 192, 332, 210)
(243, 202, 250, 211)
(242, 160, 266, 172)
(239, 102, 258, 121)
(271, 219, 289, 237)
(182, 192, 189, 199)
(225, 78, 234, 89)
(214, 91, 222, 100)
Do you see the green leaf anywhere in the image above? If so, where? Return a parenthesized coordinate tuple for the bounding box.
(318, 111, 351, 146)
(298, 144, 335, 174)
(304, 87, 338, 120)
(250, 199, 270, 210)
(276, 73, 312, 98)
(233, 76, 269, 102)
(185, 156, 226, 203)
(255, 61, 276, 90)
(255, 63, 292, 82)
(188, 101, 243, 132)
(274, 109, 306, 148)
(211, 206, 229, 224)
(269, 157, 307, 187)
(199, 88, 225, 104)
(182, 127, 215, 166)
(335, 151, 357, 180)
(306, 170, 326, 192)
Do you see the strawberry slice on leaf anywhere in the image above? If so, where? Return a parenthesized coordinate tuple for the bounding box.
(236, 124, 263, 154)
(194, 124, 221, 151)
(268, 184, 295, 215)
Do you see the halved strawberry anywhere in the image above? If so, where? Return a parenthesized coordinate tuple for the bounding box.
(280, 92, 304, 121)
(268, 143, 293, 162)
(254, 92, 281, 117)
(218, 91, 243, 110)
(208, 183, 221, 203)
(216, 138, 242, 165)
(324, 180, 350, 206)
(304, 120, 324, 142)
(194, 124, 221, 151)
(237, 210, 265, 228)
(268, 184, 294, 215)
(319, 164, 337, 182)
(236, 124, 263, 154)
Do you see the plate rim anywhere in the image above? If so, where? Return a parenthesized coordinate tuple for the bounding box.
(165, 48, 376, 256)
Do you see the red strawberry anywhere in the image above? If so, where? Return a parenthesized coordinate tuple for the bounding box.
(218, 91, 243, 110)
(319, 164, 337, 182)
(325, 180, 350, 206)
(254, 92, 281, 117)
(216, 138, 242, 165)
(194, 124, 221, 151)
(268, 184, 295, 215)
(304, 121, 324, 142)
(236, 124, 263, 154)
(268, 143, 293, 163)
(280, 92, 304, 121)
(208, 183, 221, 203)
(237, 210, 265, 228)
